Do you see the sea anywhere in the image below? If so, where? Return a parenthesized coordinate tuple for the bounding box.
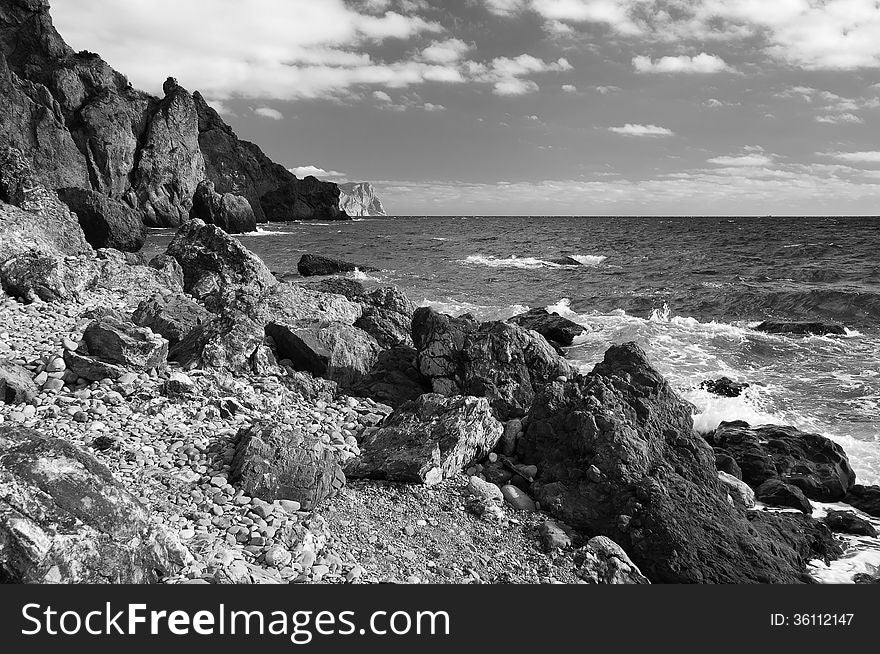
(147, 215, 880, 582)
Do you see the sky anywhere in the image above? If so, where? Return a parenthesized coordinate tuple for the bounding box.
(51, 0, 880, 215)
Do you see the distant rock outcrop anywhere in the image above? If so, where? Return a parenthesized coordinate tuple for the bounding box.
(0, 0, 347, 237)
(338, 182, 386, 216)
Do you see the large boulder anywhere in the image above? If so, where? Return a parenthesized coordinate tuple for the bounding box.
(131, 291, 212, 346)
(0, 426, 191, 583)
(574, 536, 650, 584)
(240, 282, 361, 328)
(230, 423, 346, 510)
(822, 510, 877, 537)
(190, 179, 256, 234)
(79, 315, 168, 369)
(352, 346, 431, 407)
(165, 219, 277, 312)
(56, 186, 145, 252)
(266, 321, 380, 387)
(412, 307, 572, 420)
(0, 361, 37, 404)
(297, 253, 377, 277)
(517, 342, 840, 583)
(705, 421, 855, 502)
(701, 377, 749, 398)
(508, 308, 585, 347)
(0, 251, 97, 302)
(755, 321, 846, 336)
(169, 312, 264, 373)
(345, 394, 503, 485)
(843, 485, 880, 517)
(755, 479, 813, 514)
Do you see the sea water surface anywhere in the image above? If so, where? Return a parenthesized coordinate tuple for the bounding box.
(148, 215, 880, 581)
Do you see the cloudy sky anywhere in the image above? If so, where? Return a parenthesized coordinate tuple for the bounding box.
(53, 0, 880, 215)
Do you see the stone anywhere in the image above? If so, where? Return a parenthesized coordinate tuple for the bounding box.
(297, 253, 377, 277)
(350, 346, 431, 408)
(412, 307, 573, 421)
(508, 308, 586, 346)
(345, 394, 503, 485)
(465, 475, 504, 518)
(755, 321, 846, 336)
(501, 485, 536, 512)
(0, 426, 191, 583)
(56, 187, 145, 251)
(63, 349, 126, 382)
(231, 422, 346, 510)
(0, 361, 37, 404)
(81, 315, 168, 369)
(499, 419, 522, 456)
(190, 179, 256, 234)
(131, 291, 212, 345)
(755, 479, 813, 514)
(0, 251, 97, 303)
(539, 520, 573, 551)
(700, 377, 749, 398)
(164, 371, 195, 395)
(574, 537, 650, 585)
(822, 510, 877, 537)
(169, 312, 264, 373)
(706, 421, 855, 502)
(718, 471, 756, 508)
(843, 485, 880, 517)
(264, 545, 292, 568)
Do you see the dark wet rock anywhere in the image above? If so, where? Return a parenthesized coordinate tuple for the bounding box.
(755, 479, 813, 513)
(715, 452, 743, 479)
(0, 361, 37, 404)
(131, 291, 212, 346)
(56, 186, 144, 251)
(80, 315, 168, 369)
(345, 394, 503, 485)
(517, 342, 839, 583)
(706, 421, 855, 502)
(755, 321, 846, 336)
(231, 422, 345, 510)
(412, 307, 572, 421)
(190, 179, 256, 234)
(0, 426, 190, 583)
(843, 485, 880, 518)
(822, 510, 877, 537)
(574, 536, 650, 584)
(701, 377, 749, 398)
(853, 573, 880, 584)
(351, 346, 431, 407)
(297, 253, 377, 277)
(508, 308, 585, 347)
(169, 312, 264, 373)
(266, 321, 380, 388)
(165, 219, 277, 312)
(0, 251, 97, 302)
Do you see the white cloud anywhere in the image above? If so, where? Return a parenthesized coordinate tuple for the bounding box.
(253, 106, 284, 120)
(821, 151, 880, 163)
(419, 38, 470, 64)
(493, 78, 540, 95)
(609, 123, 674, 137)
(206, 98, 234, 116)
(707, 153, 774, 167)
(633, 53, 731, 74)
(595, 85, 620, 94)
(815, 113, 864, 124)
(479, 54, 572, 96)
(423, 102, 446, 111)
(289, 165, 346, 178)
(372, 90, 393, 103)
(561, 84, 577, 92)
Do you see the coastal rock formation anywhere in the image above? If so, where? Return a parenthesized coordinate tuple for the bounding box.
(56, 187, 145, 251)
(822, 510, 877, 537)
(0, 251, 97, 303)
(131, 292, 213, 346)
(509, 308, 586, 347)
(705, 421, 855, 502)
(574, 536, 650, 584)
(516, 342, 839, 583)
(169, 313, 265, 374)
(701, 377, 749, 398)
(0, 426, 190, 583)
(337, 182, 387, 217)
(346, 394, 503, 485)
(843, 485, 880, 517)
(231, 423, 346, 510)
(190, 179, 256, 234)
(718, 471, 755, 508)
(755, 479, 813, 513)
(353, 346, 431, 407)
(244, 282, 362, 327)
(755, 321, 846, 336)
(297, 254, 378, 277)
(80, 315, 168, 370)
(412, 307, 573, 420)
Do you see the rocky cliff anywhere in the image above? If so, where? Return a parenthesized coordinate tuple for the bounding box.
(0, 0, 347, 233)
(338, 182, 386, 217)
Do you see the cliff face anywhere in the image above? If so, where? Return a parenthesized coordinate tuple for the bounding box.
(338, 182, 387, 217)
(0, 0, 347, 231)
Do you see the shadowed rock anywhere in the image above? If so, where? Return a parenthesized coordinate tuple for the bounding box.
(57, 186, 145, 251)
(81, 315, 168, 369)
(0, 361, 37, 404)
(509, 308, 586, 347)
(755, 321, 846, 336)
(297, 253, 378, 277)
(843, 485, 880, 517)
(701, 377, 749, 398)
(131, 291, 212, 346)
(755, 479, 813, 513)
(822, 510, 877, 537)
(190, 179, 256, 234)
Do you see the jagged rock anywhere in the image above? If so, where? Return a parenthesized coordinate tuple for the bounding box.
(0, 251, 97, 302)
(574, 537, 650, 585)
(80, 315, 168, 369)
(412, 307, 572, 420)
(345, 394, 503, 485)
(701, 377, 749, 398)
(706, 421, 855, 502)
(843, 485, 880, 517)
(715, 452, 743, 479)
(0, 426, 191, 583)
(465, 475, 504, 519)
(230, 423, 345, 510)
(265, 321, 380, 387)
(755, 321, 846, 336)
(169, 312, 264, 373)
(131, 291, 212, 345)
(337, 182, 386, 216)
(0, 361, 37, 404)
(499, 419, 522, 456)
(539, 520, 574, 551)
(351, 346, 431, 407)
(62, 349, 126, 382)
(56, 186, 144, 251)
(822, 510, 877, 537)
(190, 179, 256, 234)
(193, 92, 347, 223)
(517, 342, 839, 583)
(718, 471, 755, 508)
(508, 308, 585, 346)
(165, 219, 277, 312)
(241, 282, 361, 327)
(163, 371, 195, 396)
(147, 253, 184, 288)
(297, 254, 377, 277)
(756, 479, 813, 513)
